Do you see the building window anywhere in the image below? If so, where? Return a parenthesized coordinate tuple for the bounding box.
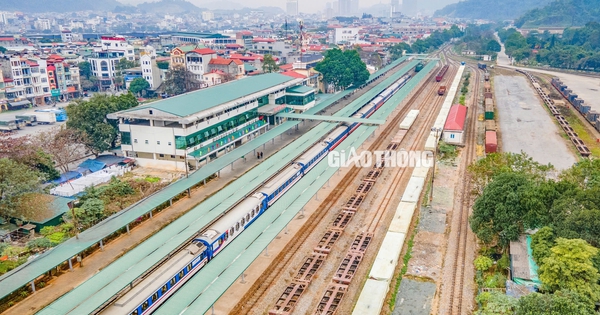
(170, 155, 175, 158)
(168, 142, 172, 146)
(134, 139, 138, 143)
(145, 140, 149, 144)
(159, 154, 164, 157)
(121, 132, 131, 145)
(157, 141, 160, 145)
(149, 110, 153, 115)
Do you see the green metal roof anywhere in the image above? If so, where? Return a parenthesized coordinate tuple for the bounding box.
(154, 60, 437, 315)
(118, 73, 295, 118)
(154, 125, 377, 315)
(28, 56, 418, 312)
(277, 112, 385, 125)
(286, 85, 314, 94)
(244, 63, 257, 72)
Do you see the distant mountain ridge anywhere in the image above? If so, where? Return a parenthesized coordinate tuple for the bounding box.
(515, 0, 600, 27)
(434, 0, 553, 20)
(1, 0, 122, 12)
(136, 0, 204, 14)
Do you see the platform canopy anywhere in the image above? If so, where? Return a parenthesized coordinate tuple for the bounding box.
(277, 112, 385, 125)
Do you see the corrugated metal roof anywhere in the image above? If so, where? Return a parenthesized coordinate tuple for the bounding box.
(286, 85, 313, 94)
(116, 73, 295, 118)
(444, 104, 467, 131)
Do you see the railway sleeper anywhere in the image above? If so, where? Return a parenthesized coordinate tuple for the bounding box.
(333, 253, 363, 284)
(331, 211, 355, 229)
(295, 254, 326, 282)
(314, 231, 342, 254)
(314, 284, 348, 315)
(270, 282, 307, 315)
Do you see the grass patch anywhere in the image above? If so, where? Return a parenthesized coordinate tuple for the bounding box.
(389, 220, 418, 311)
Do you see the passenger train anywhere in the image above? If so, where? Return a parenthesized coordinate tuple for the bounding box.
(102, 73, 413, 315)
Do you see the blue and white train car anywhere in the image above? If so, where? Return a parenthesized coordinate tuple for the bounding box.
(259, 163, 304, 206)
(102, 241, 208, 315)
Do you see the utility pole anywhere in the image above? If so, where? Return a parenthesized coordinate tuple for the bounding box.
(429, 127, 442, 204)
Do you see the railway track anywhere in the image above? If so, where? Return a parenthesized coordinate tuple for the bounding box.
(310, 60, 459, 315)
(446, 58, 481, 315)
(230, 60, 445, 315)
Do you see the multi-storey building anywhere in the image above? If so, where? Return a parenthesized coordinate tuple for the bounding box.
(88, 36, 135, 91)
(185, 48, 217, 81)
(287, 0, 299, 16)
(0, 68, 6, 111)
(169, 44, 198, 69)
(108, 73, 309, 170)
(332, 27, 361, 44)
(140, 53, 164, 92)
(1, 57, 51, 106)
(171, 32, 236, 49)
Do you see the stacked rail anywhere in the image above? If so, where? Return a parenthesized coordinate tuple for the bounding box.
(351, 164, 430, 315)
(425, 65, 466, 151)
(269, 135, 409, 315)
(517, 70, 591, 157)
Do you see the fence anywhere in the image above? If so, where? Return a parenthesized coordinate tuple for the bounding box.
(50, 165, 133, 197)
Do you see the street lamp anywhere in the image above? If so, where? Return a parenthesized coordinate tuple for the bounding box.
(429, 127, 443, 204)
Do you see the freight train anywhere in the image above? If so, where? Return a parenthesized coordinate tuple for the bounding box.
(101, 74, 414, 315)
(551, 77, 598, 128)
(435, 65, 449, 82)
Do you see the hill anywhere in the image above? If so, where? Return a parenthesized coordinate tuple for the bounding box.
(515, 0, 600, 28)
(434, 0, 552, 20)
(1, 0, 121, 12)
(136, 0, 203, 14)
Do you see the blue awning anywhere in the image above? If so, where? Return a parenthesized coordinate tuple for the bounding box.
(50, 171, 82, 185)
(77, 159, 106, 173)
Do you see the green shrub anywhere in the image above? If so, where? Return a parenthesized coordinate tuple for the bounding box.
(475, 255, 494, 272)
(46, 232, 66, 244)
(144, 176, 161, 183)
(0, 243, 8, 256)
(27, 238, 54, 250)
(60, 223, 74, 234)
(40, 226, 56, 236)
(498, 253, 510, 270)
(484, 273, 507, 288)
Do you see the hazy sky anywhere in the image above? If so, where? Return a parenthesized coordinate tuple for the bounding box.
(117, 0, 391, 13)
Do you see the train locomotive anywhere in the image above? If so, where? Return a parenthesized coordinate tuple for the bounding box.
(103, 73, 413, 315)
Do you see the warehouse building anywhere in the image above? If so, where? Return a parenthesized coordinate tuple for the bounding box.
(109, 73, 315, 170)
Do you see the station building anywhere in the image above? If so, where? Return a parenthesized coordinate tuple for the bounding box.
(109, 73, 316, 170)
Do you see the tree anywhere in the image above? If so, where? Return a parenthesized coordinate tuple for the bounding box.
(314, 49, 370, 91)
(531, 226, 556, 264)
(78, 61, 92, 79)
(538, 238, 600, 302)
(129, 77, 150, 96)
(163, 65, 201, 96)
(470, 172, 542, 247)
(468, 152, 554, 197)
(156, 61, 169, 70)
(517, 291, 596, 315)
(0, 158, 43, 221)
(0, 134, 59, 180)
(262, 54, 279, 73)
(487, 39, 502, 52)
(114, 58, 138, 90)
(66, 94, 138, 155)
(389, 42, 412, 60)
(64, 198, 105, 229)
(474, 255, 494, 271)
(35, 127, 87, 173)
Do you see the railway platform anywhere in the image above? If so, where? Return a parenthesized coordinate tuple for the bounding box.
(26, 58, 416, 314)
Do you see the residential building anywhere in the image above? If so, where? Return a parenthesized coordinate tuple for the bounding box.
(89, 51, 123, 90)
(97, 35, 135, 61)
(34, 18, 51, 31)
(333, 27, 360, 44)
(108, 73, 304, 170)
(251, 38, 294, 63)
(124, 67, 143, 90)
(236, 31, 253, 48)
(60, 30, 83, 43)
(140, 53, 164, 92)
(287, 0, 299, 16)
(207, 58, 244, 79)
(186, 48, 217, 81)
(0, 68, 6, 110)
(169, 44, 199, 69)
(201, 11, 214, 21)
(339, 0, 351, 16)
(1, 57, 51, 106)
